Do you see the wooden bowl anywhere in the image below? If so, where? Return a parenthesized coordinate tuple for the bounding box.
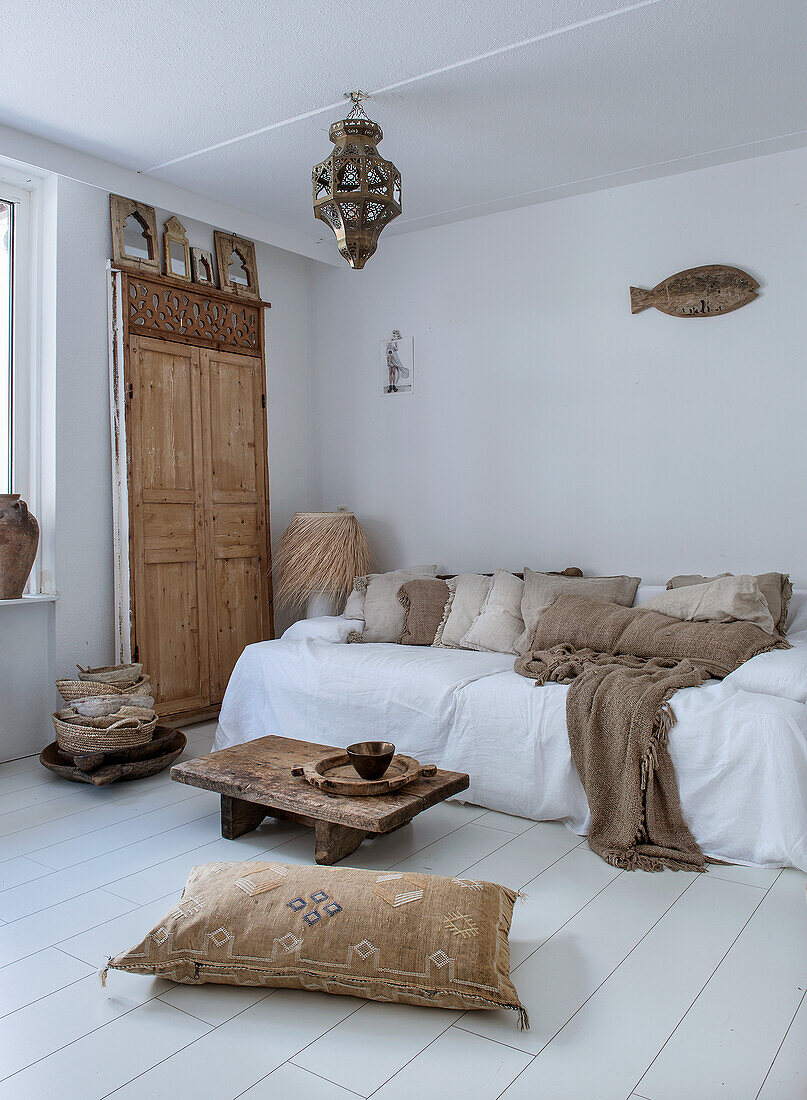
(346, 741, 396, 780)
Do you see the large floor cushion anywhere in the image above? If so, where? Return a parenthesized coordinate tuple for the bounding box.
(104, 860, 528, 1026)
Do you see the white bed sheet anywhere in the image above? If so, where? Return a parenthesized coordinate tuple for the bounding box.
(215, 616, 807, 871)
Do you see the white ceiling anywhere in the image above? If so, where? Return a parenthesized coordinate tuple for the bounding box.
(2, 0, 806, 252)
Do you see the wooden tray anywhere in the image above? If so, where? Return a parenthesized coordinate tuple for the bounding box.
(40, 727, 186, 786)
(291, 752, 437, 797)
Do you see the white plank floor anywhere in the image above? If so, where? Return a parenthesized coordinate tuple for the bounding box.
(0, 720, 805, 1100)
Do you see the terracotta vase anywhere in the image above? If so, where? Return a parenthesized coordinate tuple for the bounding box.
(0, 494, 39, 599)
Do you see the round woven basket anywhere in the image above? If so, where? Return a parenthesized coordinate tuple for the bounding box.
(52, 713, 155, 753)
(56, 675, 151, 703)
(70, 694, 154, 718)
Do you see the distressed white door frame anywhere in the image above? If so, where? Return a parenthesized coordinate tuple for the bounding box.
(107, 263, 132, 663)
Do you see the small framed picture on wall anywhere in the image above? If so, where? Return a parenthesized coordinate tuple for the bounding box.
(382, 331, 413, 394)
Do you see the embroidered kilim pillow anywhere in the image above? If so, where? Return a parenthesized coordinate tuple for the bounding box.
(103, 861, 528, 1027)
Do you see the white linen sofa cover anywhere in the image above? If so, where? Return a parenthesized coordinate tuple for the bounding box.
(214, 588, 807, 872)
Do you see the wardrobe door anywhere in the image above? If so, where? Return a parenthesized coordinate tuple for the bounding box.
(127, 335, 211, 714)
(199, 348, 273, 701)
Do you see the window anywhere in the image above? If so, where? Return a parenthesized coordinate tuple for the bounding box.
(0, 180, 30, 497)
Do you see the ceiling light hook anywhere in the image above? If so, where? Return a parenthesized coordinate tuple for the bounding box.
(344, 90, 371, 119)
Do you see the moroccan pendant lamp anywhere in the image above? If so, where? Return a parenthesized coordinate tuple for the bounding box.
(312, 91, 402, 269)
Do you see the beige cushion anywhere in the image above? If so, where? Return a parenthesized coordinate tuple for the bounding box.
(667, 572, 792, 634)
(516, 569, 641, 655)
(350, 566, 438, 642)
(433, 574, 493, 648)
(667, 573, 731, 588)
(398, 579, 451, 645)
(105, 861, 527, 1024)
(644, 574, 775, 634)
(343, 579, 367, 619)
(460, 570, 525, 654)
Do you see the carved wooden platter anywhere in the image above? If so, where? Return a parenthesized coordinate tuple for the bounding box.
(40, 728, 186, 786)
(291, 752, 438, 796)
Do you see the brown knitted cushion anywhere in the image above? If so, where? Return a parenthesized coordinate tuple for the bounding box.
(398, 578, 450, 645)
(104, 861, 528, 1026)
(528, 593, 788, 677)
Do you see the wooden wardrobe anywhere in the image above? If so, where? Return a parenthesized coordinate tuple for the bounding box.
(116, 271, 274, 720)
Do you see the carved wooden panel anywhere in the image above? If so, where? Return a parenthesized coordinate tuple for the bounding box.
(200, 348, 271, 699)
(207, 355, 258, 492)
(127, 336, 211, 716)
(142, 558, 207, 709)
(126, 275, 260, 352)
(212, 556, 264, 699)
(137, 344, 195, 491)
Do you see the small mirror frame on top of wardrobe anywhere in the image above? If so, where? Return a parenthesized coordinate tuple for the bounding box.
(214, 231, 260, 300)
(162, 216, 192, 281)
(110, 194, 161, 274)
(190, 247, 217, 287)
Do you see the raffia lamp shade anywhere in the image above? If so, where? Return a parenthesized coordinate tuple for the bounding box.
(275, 510, 372, 612)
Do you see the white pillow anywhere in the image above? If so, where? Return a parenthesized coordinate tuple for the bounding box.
(634, 585, 665, 605)
(786, 590, 807, 634)
(433, 574, 493, 649)
(343, 565, 436, 623)
(460, 570, 524, 654)
(723, 639, 807, 703)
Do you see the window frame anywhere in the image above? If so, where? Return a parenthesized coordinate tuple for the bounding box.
(0, 178, 31, 503)
(0, 160, 54, 598)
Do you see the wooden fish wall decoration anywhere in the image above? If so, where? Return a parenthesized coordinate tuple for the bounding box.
(629, 265, 759, 317)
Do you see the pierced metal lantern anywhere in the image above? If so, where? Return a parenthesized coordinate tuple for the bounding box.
(313, 93, 402, 270)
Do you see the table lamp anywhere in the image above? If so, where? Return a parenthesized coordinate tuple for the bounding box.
(275, 508, 372, 618)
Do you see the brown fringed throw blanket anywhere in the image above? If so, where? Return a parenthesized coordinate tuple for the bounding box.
(515, 594, 789, 873)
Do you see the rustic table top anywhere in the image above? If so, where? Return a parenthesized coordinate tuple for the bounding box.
(171, 735, 470, 833)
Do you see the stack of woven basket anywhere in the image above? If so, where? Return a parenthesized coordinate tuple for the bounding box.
(53, 663, 157, 756)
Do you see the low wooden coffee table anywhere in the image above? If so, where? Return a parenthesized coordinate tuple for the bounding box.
(171, 735, 470, 865)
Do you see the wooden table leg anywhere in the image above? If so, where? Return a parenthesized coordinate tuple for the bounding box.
(221, 795, 268, 839)
(314, 821, 367, 865)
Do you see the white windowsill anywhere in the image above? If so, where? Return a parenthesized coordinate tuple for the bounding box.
(0, 592, 59, 607)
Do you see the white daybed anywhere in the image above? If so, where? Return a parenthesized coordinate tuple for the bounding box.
(214, 586, 807, 873)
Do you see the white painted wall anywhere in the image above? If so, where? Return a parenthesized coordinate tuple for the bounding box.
(0, 602, 54, 760)
(0, 174, 314, 759)
(310, 144, 807, 586)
